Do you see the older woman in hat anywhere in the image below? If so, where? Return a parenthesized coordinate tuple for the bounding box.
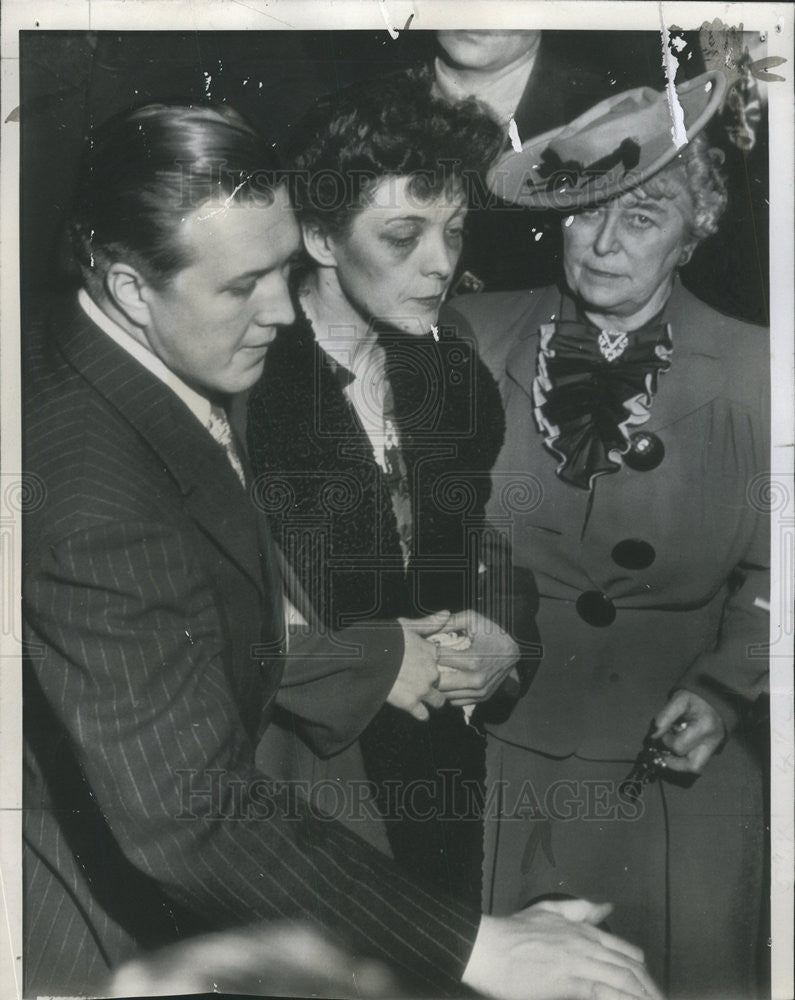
(443, 72, 769, 997)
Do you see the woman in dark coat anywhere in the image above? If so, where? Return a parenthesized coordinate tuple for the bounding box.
(444, 72, 769, 996)
(247, 76, 519, 905)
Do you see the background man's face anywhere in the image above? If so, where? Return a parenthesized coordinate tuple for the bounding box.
(141, 184, 299, 395)
(436, 30, 541, 72)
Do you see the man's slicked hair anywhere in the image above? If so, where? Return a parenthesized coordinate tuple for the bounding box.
(70, 103, 282, 297)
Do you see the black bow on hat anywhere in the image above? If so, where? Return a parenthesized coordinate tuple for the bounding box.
(488, 70, 727, 210)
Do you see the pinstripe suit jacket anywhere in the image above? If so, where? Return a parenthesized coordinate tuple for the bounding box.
(22, 295, 480, 997)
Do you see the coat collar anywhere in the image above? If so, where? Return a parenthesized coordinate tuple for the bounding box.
(55, 294, 267, 596)
(504, 280, 729, 432)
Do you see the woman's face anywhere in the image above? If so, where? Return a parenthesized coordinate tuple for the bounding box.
(325, 175, 467, 334)
(563, 183, 695, 322)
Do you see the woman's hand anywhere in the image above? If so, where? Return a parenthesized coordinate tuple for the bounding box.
(652, 689, 727, 773)
(388, 612, 450, 721)
(434, 610, 520, 705)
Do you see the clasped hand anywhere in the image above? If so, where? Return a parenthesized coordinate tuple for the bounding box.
(387, 610, 519, 721)
(435, 609, 520, 706)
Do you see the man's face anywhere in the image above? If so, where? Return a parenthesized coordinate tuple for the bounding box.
(141, 184, 300, 395)
(436, 30, 541, 72)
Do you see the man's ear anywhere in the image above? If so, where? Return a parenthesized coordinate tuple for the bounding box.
(302, 222, 339, 269)
(678, 241, 697, 268)
(104, 262, 155, 328)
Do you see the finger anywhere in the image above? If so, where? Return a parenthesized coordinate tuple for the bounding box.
(578, 949, 663, 1000)
(408, 703, 429, 722)
(661, 718, 710, 754)
(444, 609, 476, 632)
(399, 611, 451, 636)
(657, 752, 698, 774)
(587, 925, 647, 965)
(568, 977, 655, 1000)
(437, 667, 484, 691)
(436, 652, 477, 672)
(439, 685, 480, 699)
(580, 985, 654, 1000)
(652, 691, 689, 737)
(446, 689, 496, 704)
(687, 741, 718, 772)
(557, 917, 647, 967)
(570, 962, 664, 1000)
(422, 688, 446, 710)
(532, 897, 614, 927)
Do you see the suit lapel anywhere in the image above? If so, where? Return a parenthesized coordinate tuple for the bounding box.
(513, 40, 568, 142)
(504, 285, 558, 398)
(642, 281, 728, 432)
(56, 297, 268, 597)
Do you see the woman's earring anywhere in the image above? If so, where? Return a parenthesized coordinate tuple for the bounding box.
(678, 247, 693, 266)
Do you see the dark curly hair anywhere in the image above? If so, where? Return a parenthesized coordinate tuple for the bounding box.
(290, 73, 504, 239)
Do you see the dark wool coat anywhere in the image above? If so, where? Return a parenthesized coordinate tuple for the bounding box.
(247, 303, 506, 904)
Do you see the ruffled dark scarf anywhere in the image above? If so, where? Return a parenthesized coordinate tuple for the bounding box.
(533, 292, 672, 489)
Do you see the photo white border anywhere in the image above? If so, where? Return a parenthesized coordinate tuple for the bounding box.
(1, 3, 792, 998)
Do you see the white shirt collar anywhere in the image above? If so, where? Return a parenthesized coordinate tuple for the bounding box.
(78, 288, 212, 430)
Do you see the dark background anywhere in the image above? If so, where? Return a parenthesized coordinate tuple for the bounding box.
(17, 29, 771, 993)
(20, 29, 769, 325)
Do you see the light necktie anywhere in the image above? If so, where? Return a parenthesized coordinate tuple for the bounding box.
(207, 404, 246, 488)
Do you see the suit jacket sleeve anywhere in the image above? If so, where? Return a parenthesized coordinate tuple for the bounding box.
(24, 516, 479, 994)
(677, 506, 770, 731)
(677, 333, 771, 730)
(276, 620, 405, 757)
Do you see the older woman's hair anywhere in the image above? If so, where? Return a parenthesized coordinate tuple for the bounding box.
(291, 74, 504, 237)
(634, 133, 728, 244)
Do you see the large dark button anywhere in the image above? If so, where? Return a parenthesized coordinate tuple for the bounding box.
(576, 591, 617, 627)
(624, 431, 665, 471)
(612, 539, 656, 569)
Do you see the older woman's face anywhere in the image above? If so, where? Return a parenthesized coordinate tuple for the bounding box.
(326, 175, 467, 334)
(563, 185, 695, 321)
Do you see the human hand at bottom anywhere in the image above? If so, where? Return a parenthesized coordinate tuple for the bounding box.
(462, 899, 663, 1000)
(107, 921, 398, 998)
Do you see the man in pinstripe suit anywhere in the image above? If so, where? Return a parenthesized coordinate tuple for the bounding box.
(22, 103, 660, 1000)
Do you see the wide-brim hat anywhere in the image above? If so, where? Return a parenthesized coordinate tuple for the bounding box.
(487, 70, 727, 210)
